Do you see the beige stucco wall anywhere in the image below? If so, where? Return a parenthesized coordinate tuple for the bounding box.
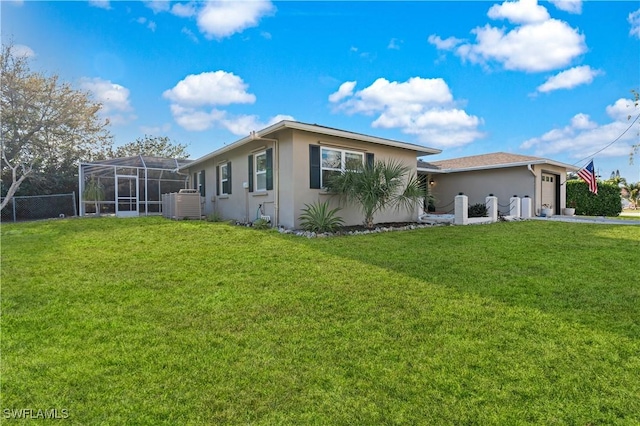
(184, 128, 423, 229)
(287, 129, 420, 228)
(427, 164, 569, 216)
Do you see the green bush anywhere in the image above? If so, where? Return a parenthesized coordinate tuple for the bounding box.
(206, 212, 224, 222)
(252, 218, 270, 230)
(299, 201, 344, 233)
(566, 180, 622, 216)
(468, 203, 488, 218)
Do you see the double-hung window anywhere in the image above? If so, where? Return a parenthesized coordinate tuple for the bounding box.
(255, 151, 267, 192)
(248, 148, 273, 192)
(321, 147, 364, 187)
(217, 162, 231, 195)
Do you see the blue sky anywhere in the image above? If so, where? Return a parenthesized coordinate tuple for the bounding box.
(3, 0, 640, 181)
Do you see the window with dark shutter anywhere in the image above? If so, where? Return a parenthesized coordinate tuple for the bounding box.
(366, 153, 375, 168)
(265, 148, 273, 191)
(216, 166, 220, 195)
(248, 155, 254, 192)
(199, 170, 205, 197)
(309, 145, 321, 189)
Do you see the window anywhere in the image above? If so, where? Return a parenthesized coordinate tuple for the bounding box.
(255, 151, 267, 191)
(198, 170, 205, 197)
(217, 162, 231, 195)
(320, 147, 364, 187)
(248, 149, 273, 192)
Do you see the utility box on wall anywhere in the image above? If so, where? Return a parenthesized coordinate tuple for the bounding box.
(162, 189, 202, 220)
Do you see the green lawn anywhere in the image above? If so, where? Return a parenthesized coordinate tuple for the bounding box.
(1, 217, 639, 425)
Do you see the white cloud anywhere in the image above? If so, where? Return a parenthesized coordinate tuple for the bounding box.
(606, 98, 639, 121)
(330, 77, 484, 148)
(432, 0, 586, 73)
(165, 70, 291, 133)
(171, 2, 197, 18)
(328, 81, 357, 103)
(549, 0, 582, 14)
(388, 38, 402, 50)
(144, 0, 170, 14)
(218, 113, 295, 136)
(80, 77, 136, 125)
(163, 71, 256, 107)
(13, 44, 35, 58)
(181, 27, 199, 43)
(88, 0, 110, 10)
(458, 19, 585, 72)
(520, 98, 639, 159)
(196, 0, 275, 40)
(487, 0, 550, 24)
(629, 9, 640, 39)
(536, 65, 602, 93)
(140, 123, 172, 134)
(428, 35, 464, 50)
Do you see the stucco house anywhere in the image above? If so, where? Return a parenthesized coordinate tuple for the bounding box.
(418, 152, 579, 216)
(180, 120, 441, 228)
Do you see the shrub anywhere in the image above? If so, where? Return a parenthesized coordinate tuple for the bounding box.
(206, 212, 224, 222)
(252, 218, 270, 230)
(468, 203, 488, 218)
(566, 180, 622, 216)
(299, 201, 344, 233)
(324, 159, 423, 229)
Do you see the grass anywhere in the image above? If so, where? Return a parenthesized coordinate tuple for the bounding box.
(1, 217, 639, 425)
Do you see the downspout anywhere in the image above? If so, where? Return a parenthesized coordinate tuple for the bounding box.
(250, 132, 279, 227)
(528, 164, 537, 213)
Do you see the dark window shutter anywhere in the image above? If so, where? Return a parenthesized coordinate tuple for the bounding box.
(248, 155, 254, 192)
(309, 145, 321, 189)
(266, 148, 273, 191)
(227, 162, 232, 195)
(216, 166, 220, 195)
(366, 153, 375, 168)
(199, 170, 205, 197)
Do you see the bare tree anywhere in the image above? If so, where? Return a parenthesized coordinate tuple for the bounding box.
(1, 44, 112, 210)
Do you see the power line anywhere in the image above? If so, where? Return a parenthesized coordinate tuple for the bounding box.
(572, 112, 640, 169)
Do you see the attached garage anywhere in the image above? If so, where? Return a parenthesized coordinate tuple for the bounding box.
(418, 152, 578, 217)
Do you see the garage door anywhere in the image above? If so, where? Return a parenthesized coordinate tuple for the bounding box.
(541, 173, 556, 213)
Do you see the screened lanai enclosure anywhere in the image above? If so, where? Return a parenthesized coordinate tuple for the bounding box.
(79, 156, 192, 217)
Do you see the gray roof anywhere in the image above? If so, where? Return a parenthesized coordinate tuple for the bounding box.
(418, 152, 579, 173)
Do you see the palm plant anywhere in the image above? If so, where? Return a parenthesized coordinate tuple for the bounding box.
(625, 182, 640, 209)
(325, 159, 425, 229)
(299, 201, 344, 233)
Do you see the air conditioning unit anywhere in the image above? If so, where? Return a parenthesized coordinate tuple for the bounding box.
(162, 191, 202, 220)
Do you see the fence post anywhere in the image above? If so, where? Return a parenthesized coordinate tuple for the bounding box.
(454, 194, 468, 225)
(71, 192, 77, 217)
(510, 196, 521, 217)
(485, 195, 498, 222)
(12, 198, 16, 222)
(521, 196, 532, 218)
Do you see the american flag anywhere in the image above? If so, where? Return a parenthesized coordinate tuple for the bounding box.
(577, 160, 598, 195)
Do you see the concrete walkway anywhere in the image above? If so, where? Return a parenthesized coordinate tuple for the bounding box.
(530, 215, 640, 225)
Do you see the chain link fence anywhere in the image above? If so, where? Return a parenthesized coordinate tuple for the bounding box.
(1, 193, 77, 222)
